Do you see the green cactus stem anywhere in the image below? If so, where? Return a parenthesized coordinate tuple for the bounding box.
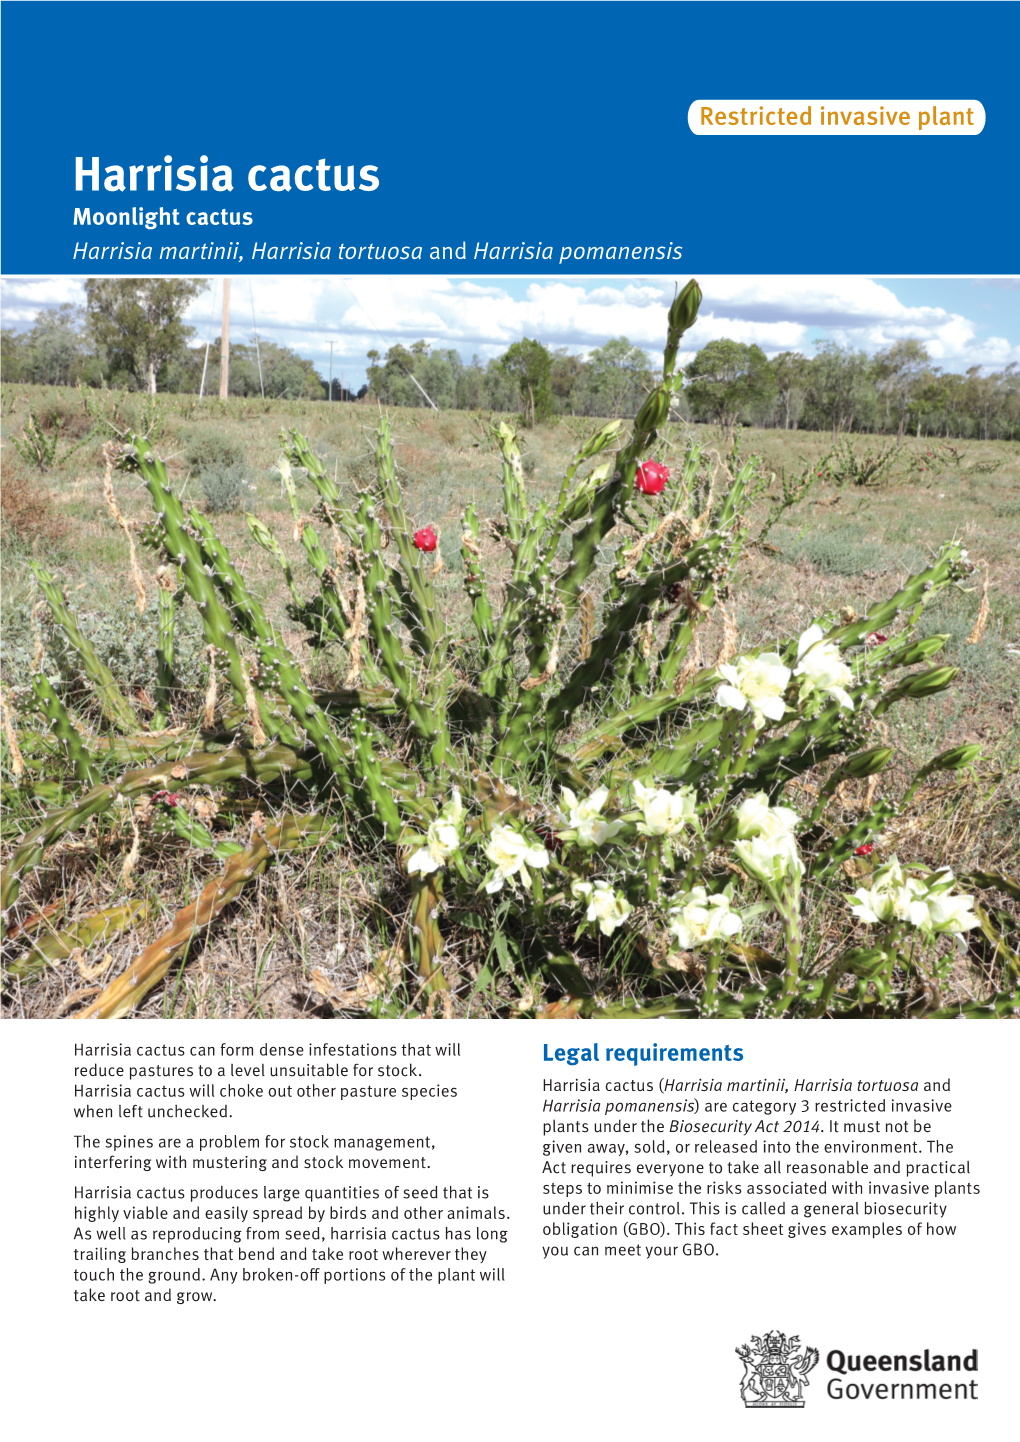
(571, 673, 721, 771)
(74, 812, 336, 1019)
(350, 712, 402, 840)
(544, 533, 733, 742)
(291, 517, 356, 647)
(476, 424, 552, 706)
(374, 416, 446, 657)
(122, 439, 292, 744)
(30, 674, 101, 786)
(553, 282, 702, 625)
(820, 543, 968, 655)
(7, 898, 150, 980)
(0, 743, 311, 934)
(354, 489, 449, 763)
(460, 504, 494, 647)
(29, 563, 139, 734)
(495, 556, 563, 759)
(410, 873, 448, 996)
(153, 569, 185, 729)
(245, 515, 300, 603)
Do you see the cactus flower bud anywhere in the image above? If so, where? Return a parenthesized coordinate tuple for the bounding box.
(635, 460, 670, 495)
(865, 631, 888, 647)
(834, 746, 895, 780)
(667, 279, 702, 338)
(889, 634, 949, 666)
(893, 665, 959, 699)
(633, 387, 671, 434)
(579, 420, 624, 459)
(854, 843, 875, 856)
(413, 526, 438, 553)
(926, 743, 983, 772)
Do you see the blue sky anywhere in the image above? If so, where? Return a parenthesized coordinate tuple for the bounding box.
(2, 274, 1018, 391)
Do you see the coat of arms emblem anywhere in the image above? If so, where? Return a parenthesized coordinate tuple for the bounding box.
(736, 1330, 819, 1407)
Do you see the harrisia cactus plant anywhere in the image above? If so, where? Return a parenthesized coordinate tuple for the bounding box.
(2, 282, 1016, 1020)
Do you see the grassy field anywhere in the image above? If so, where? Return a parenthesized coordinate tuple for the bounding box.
(2, 383, 1018, 1019)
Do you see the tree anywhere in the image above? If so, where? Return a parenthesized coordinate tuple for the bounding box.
(496, 338, 554, 426)
(995, 363, 1020, 440)
(366, 341, 447, 407)
(455, 356, 487, 411)
(549, 348, 585, 411)
(874, 338, 931, 443)
(228, 339, 324, 399)
(684, 339, 776, 430)
(84, 278, 206, 393)
(1, 328, 24, 381)
(913, 369, 962, 438)
(572, 337, 653, 418)
(770, 351, 811, 429)
(808, 341, 873, 437)
(484, 358, 520, 412)
(962, 365, 1005, 441)
(20, 305, 86, 385)
(416, 352, 457, 410)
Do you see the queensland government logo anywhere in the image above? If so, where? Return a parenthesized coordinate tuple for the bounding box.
(736, 1331, 819, 1407)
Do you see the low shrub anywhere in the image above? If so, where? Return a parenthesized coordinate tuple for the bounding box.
(0, 591, 209, 697)
(182, 427, 247, 473)
(0, 456, 67, 545)
(201, 461, 256, 513)
(771, 523, 926, 577)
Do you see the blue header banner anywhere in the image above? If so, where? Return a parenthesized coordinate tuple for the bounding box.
(1, 0, 1017, 275)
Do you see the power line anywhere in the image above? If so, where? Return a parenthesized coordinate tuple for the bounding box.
(198, 338, 211, 401)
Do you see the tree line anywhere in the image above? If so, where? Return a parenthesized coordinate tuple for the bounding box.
(0, 280, 329, 402)
(2, 279, 1017, 439)
(684, 337, 1019, 442)
(370, 332, 1019, 440)
(365, 335, 653, 422)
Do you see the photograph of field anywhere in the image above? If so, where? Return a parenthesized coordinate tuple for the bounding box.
(1, 276, 1017, 1020)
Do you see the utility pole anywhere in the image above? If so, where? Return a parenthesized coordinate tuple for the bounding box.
(329, 341, 333, 404)
(219, 278, 230, 400)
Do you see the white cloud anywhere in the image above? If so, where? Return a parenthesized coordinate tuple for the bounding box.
(2, 273, 1018, 387)
(0, 275, 87, 326)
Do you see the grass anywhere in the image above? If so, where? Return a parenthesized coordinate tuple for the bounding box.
(1, 385, 1018, 1019)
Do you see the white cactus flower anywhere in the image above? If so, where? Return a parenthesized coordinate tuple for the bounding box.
(733, 791, 799, 842)
(632, 779, 698, 838)
(571, 878, 633, 936)
(849, 879, 930, 928)
(923, 890, 980, 935)
(793, 624, 854, 710)
(848, 855, 930, 926)
(733, 832, 804, 884)
(667, 886, 743, 950)
(555, 786, 622, 846)
(483, 823, 550, 894)
(406, 789, 464, 876)
(917, 867, 980, 934)
(716, 652, 791, 729)
(870, 855, 911, 892)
